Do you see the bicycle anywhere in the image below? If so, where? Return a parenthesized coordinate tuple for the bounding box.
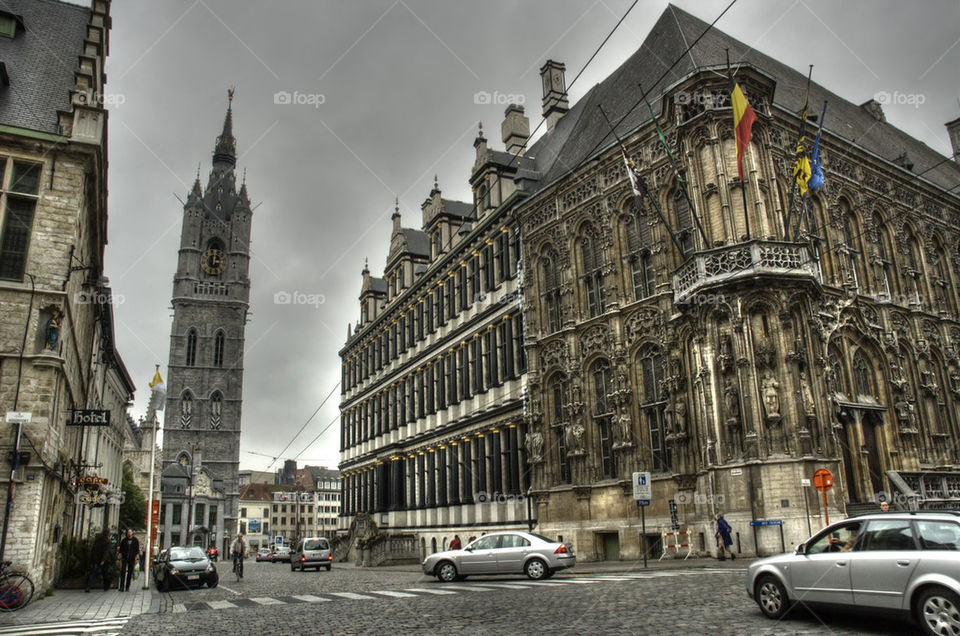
(232, 554, 243, 582)
(0, 561, 33, 611)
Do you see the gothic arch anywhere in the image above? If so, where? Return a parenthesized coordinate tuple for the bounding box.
(185, 328, 198, 367)
(179, 390, 194, 429)
(213, 329, 226, 368)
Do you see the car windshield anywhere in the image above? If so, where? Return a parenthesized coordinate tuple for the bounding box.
(169, 546, 205, 561)
(304, 540, 327, 550)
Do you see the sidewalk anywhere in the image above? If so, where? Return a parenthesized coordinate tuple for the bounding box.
(339, 555, 754, 575)
(0, 582, 159, 627)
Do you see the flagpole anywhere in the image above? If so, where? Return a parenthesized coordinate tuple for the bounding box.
(597, 105, 685, 254)
(784, 65, 813, 242)
(726, 49, 751, 241)
(142, 366, 165, 590)
(638, 83, 709, 247)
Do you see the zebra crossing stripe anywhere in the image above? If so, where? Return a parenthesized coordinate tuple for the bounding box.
(328, 592, 376, 600)
(369, 590, 418, 598)
(207, 600, 237, 609)
(404, 587, 458, 595)
(434, 585, 496, 592)
(292, 594, 329, 602)
(465, 583, 529, 589)
(0, 617, 130, 636)
(250, 596, 286, 605)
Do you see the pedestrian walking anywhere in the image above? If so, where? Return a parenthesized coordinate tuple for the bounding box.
(85, 529, 113, 592)
(117, 528, 140, 591)
(449, 535, 462, 550)
(716, 514, 735, 561)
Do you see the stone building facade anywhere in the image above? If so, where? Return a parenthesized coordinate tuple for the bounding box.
(160, 96, 253, 554)
(515, 7, 960, 559)
(339, 156, 531, 551)
(340, 5, 960, 562)
(0, 0, 115, 588)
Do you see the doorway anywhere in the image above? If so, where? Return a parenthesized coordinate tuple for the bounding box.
(598, 532, 620, 561)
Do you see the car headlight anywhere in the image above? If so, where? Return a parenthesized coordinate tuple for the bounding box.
(170, 569, 180, 575)
(206, 565, 215, 573)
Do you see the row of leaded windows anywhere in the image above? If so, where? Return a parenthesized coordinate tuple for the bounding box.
(177, 390, 223, 430)
(343, 229, 520, 391)
(184, 329, 227, 368)
(0, 158, 42, 281)
(341, 314, 526, 450)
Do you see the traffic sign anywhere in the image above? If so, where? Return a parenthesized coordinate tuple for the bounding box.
(813, 469, 834, 492)
(5, 412, 31, 424)
(749, 519, 783, 527)
(632, 471, 651, 502)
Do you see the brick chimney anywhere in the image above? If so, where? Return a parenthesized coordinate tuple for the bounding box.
(540, 60, 569, 132)
(501, 104, 529, 155)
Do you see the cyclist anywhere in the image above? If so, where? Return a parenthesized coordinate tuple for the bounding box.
(230, 533, 247, 580)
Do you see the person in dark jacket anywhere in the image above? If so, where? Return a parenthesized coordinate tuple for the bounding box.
(85, 529, 112, 592)
(716, 514, 735, 560)
(449, 535, 462, 550)
(117, 529, 140, 591)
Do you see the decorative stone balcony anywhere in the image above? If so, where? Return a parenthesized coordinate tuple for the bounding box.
(672, 240, 821, 305)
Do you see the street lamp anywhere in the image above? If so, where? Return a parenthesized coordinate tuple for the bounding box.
(526, 486, 534, 532)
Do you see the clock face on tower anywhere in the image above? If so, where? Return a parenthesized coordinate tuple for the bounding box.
(201, 248, 225, 275)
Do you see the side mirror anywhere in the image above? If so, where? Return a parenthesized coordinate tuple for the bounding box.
(794, 543, 805, 555)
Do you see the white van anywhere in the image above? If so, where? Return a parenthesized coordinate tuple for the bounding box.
(290, 537, 333, 571)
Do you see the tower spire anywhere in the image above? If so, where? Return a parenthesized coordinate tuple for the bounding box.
(212, 88, 237, 169)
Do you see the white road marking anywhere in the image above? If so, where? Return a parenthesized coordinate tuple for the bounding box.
(217, 584, 241, 596)
(369, 590, 418, 598)
(404, 587, 458, 595)
(207, 600, 237, 610)
(435, 584, 496, 592)
(173, 603, 187, 613)
(465, 582, 530, 589)
(292, 594, 330, 602)
(250, 596, 286, 605)
(328, 592, 376, 600)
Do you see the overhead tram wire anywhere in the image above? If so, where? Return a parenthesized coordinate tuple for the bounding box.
(264, 381, 341, 470)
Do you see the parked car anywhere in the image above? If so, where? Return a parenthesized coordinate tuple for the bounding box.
(206, 547, 219, 562)
(155, 545, 218, 592)
(747, 510, 960, 636)
(423, 531, 575, 582)
(291, 537, 333, 572)
(152, 548, 168, 581)
(271, 545, 292, 563)
(255, 547, 273, 562)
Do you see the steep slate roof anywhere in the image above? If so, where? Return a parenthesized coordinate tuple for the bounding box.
(401, 228, 430, 257)
(239, 482, 295, 501)
(0, 0, 90, 134)
(528, 4, 960, 193)
(440, 198, 475, 220)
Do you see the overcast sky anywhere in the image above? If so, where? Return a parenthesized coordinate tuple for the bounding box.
(99, 0, 959, 472)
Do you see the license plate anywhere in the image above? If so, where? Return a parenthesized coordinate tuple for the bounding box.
(187, 575, 199, 580)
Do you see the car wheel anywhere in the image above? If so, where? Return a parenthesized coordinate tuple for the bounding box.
(208, 575, 219, 589)
(325, 565, 331, 571)
(435, 561, 458, 582)
(755, 574, 790, 619)
(543, 569, 555, 579)
(525, 558, 548, 581)
(291, 562, 297, 572)
(916, 586, 960, 636)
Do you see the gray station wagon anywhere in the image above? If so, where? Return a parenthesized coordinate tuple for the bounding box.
(747, 510, 960, 636)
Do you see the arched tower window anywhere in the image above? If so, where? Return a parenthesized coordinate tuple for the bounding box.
(185, 329, 197, 367)
(541, 249, 562, 333)
(580, 226, 605, 317)
(179, 390, 193, 429)
(876, 218, 896, 298)
(840, 205, 863, 292)
(549, 374, 570, 484)
(591, 359, 616, 478)
(210, 391, 223, 430)
(828, 346, 846, 396)
(213, 330, 225, 368)
(672, 186, 695, 258)
(638, 347, 669, 472)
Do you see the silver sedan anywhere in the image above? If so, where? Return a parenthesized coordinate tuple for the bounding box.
(423, 531, 575, 582)
(747, 511, 960, 636)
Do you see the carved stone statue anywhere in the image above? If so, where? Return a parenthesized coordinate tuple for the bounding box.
(799, 370, 816, 417)
(565, 421, 585, 456)
(525, 431, 544, 464)
(674, 399, 687, 435)
(613, 412, 632, 447)
(43, 307, 63, 351)
(762, 374, 781, 420)
(723, 377, 741, 426)
(949, 367, 960, 395)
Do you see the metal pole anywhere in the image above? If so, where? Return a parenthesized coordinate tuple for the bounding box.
(526, 486, 533, 532)
(803, 484, 812, 538)
(822, 490, 830, 527)
(142, 414, 158, 589)
(641, 504, 647, 569)
(0, 422, 23, 563)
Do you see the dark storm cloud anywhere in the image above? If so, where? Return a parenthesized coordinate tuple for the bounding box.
(101, 0, 959, 471)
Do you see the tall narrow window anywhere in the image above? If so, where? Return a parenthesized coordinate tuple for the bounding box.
(841, 208, 862, 292)
(591, 360, 616, 478)
(213, 330, 225, 367)
(638, 349, 669, 472)
(674, 187, 695, 258)
(0, 161, 41, 281)
(550, 375, 570, 484)
(185, 329, 198, 367)
(876, 221, 894, 298)
(852, 350, 873, 399)
(624, 213, 654, 300)
(209, 391, 223, 430)
(180, 391, 193, 429)
(580, 227, 606, 317)
(542, 249, 562, 333)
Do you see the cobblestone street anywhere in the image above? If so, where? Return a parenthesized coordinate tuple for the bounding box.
(117, 561, 918, 635)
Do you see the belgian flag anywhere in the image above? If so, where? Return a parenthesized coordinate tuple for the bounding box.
(731, 82, 757, 181)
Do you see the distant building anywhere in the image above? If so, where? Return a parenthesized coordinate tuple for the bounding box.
(239, 470, 275, 487)
(238, 483, 274, 550)
(0, 0, 114, 589)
